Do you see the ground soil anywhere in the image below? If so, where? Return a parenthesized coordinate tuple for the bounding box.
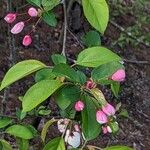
(0, 1, 150, 150)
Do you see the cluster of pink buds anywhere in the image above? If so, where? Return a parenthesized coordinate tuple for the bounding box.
(74, 100, 84, 112)
(4, 7, 39, 46)
(96, 103, 117, 134)
(111, 69, 126, 82)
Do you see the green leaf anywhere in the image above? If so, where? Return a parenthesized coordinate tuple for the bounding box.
(43, 137, 66, 150)
(81, 95, 101, 140)
(92, 62, 124, 81)
(55, 85, 81, 110)
(82, 30, 101, 47)
(38, 109, 51, 116)
(0, 60, 46, 91)
(6, 125, 34, 139)
(26, 0, 42, 7)
(51, 54, 67, 65)
(35, 68, 56, 82)
(22, 80, 63, 112)
(109, 122, 119, 134)
(16, 108, 27, 120)
(103, 145, 133, 150)
(52, 64, 78, 82)
(90, 88, 107, 106)
(42, 11, 57, 27)
(119, 109, 129, 118)
(60, 105, 76, 119)
(41, 118, 56, 142)
(18, 96, 24, 101)
(0, 139, 12, 150)
(111, 82, 120, 98)
(0, 117, 12, 129)
(16, 138, 29, 150)
(42, 0, 60, 11)
(76, 47, 121, 67)
(26, 125, 38, 137)
(76, 71, 87, 84)
(82, 0, 109, 34)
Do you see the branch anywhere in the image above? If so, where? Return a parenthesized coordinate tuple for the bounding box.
(67, 28, 84, 49)
(67, 0, 75, 15)
(124, 59, 150, 65)
(61, 0, 67, 56)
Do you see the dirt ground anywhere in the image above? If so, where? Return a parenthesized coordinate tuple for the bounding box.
(0, 1, 150, 150)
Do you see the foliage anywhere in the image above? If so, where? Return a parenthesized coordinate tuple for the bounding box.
(0, 0, 133, 149)
(108, 0, 150, 48)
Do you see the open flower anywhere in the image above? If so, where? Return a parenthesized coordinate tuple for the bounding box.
(28, 7, 38, 17)
(111, 69, 125, 82)
(11, 21, 24, 34)
(102, 103, 115, 116)
(102, 126, 108, 134)
(57, 119, 69, 133)
(22, 35, 32, 46)
(75, 101, 84, 112)
(65, 130, 81, 148)
(4, 13, 16, 23)
(96, 110, 108, 124)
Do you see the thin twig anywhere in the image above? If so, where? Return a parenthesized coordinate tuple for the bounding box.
(110, 20, 150, 48)
(59, 0, 74, 47)
(67, 0, 75, 15)
(67, 57, 76, 64)
(67, 28, 85, 49)
(81, 140, 87, 150)
(124, 59, 150, 65)
(61, 0, 67, 56)
(16, 3, 29, 11)
(87, 145, 103, 150)
(0, 114, 17, 119)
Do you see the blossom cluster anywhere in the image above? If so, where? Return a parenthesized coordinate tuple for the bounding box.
(4, 7, 39, 46)
(74, 69, 125, 136)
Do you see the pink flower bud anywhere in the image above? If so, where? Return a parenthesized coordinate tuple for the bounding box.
(86, 80, 96, 89)
(4, 13, 17, 23)
(102, 126, 108, 134)
(102, 126, 112, 134)
(28, 7, 38, 17)
(96, 110, 108, 124)
(102, 103, 115, 116)
(111, 69, 125, 82)
(22, 35, 32, 46)
(75, 101, 84, 112)
(11, 21, 24, 34)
